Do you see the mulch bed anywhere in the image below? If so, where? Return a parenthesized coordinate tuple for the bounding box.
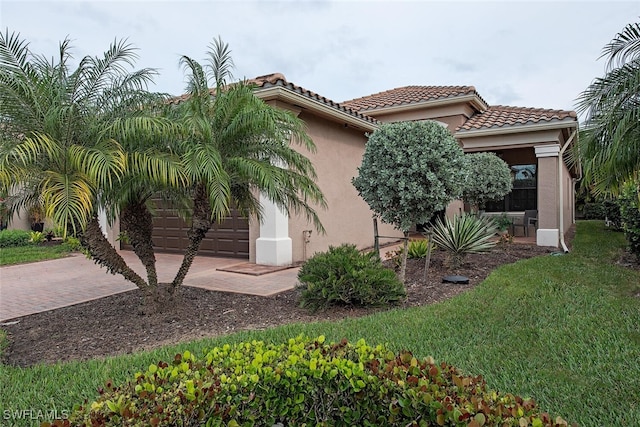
(1, 242, 560, 367)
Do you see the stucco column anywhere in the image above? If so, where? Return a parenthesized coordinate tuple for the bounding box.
(535, 145, 560, 247)
(255, 194, 292, 266)
(98, 208, 121, 248)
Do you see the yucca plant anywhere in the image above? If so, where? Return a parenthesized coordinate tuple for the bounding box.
(430, 214, 497, 269)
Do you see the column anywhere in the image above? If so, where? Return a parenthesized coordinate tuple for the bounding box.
(255, 194, 292, 265)
(535, 144, 559, 247)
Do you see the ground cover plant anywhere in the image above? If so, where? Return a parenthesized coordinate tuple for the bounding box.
(70, 335, 573, 426)
(0, 221, 639, 426)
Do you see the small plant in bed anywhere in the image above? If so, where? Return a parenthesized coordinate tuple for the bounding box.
(431, 214, 497, 269)
(297, 244, 406, 312)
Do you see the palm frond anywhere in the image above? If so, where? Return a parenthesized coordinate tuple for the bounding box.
(602, 22, 640, 69)
(206, 36, 234, 89)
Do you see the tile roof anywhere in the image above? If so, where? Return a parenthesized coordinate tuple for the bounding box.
(249, 73, 378, 125)
(456, 105, 577, 132)
(341, 85, 484, 111)
(168, 73, 378, 126)
(167, 76, 577, 134)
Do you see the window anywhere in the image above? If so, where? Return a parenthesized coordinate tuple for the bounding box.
(486, 164, 537, 212)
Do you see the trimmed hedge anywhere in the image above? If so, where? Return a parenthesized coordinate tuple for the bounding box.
(68, 336, 574, 427)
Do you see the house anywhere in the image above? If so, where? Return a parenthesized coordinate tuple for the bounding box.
(103, 73, 579, 264)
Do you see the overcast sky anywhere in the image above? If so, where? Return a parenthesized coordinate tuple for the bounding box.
(2, 1, 638, 118)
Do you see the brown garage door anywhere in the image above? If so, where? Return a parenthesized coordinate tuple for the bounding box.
(145, 203, 249, 259)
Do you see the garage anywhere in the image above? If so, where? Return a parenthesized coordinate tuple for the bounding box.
(143, 202, 249, 259)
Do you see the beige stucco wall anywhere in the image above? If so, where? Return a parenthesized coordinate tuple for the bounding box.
(249, 111, 403, 264)
(293, 112, 403, 262)
(367, 103, 473, 131)
(537, 155, 559, 230)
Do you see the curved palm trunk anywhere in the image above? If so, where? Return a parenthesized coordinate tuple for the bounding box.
(170, 183, 212, 292)
(81, 216, 150, 291)
(120, 201, 159, 290)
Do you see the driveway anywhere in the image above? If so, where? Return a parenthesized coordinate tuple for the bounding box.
(0, 252, 299, 322)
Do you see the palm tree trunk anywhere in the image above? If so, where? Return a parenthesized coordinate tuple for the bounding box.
(81, 216, 150, 291)
(120, 201, 158, 290)
(170, 183, 212, 292)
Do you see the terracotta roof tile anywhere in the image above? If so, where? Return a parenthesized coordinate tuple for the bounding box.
(250, 73, 378, 125)
(341, 85, 482, 111)
(456, 105, 577, 132)
(168, 73, 378, 126)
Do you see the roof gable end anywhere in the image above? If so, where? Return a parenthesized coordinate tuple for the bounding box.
(341, 85, 487, 112)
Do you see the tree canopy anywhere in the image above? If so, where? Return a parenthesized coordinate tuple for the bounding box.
(461, 152, 512, 211)
(576, 21, 640, 197)
(352, 121, 466, 232)
(352, 121, 466, 282)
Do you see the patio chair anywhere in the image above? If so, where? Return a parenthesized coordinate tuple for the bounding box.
(513, 210, 538, 237)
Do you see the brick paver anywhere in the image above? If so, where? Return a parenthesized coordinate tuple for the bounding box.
(0, 252, 299, 322)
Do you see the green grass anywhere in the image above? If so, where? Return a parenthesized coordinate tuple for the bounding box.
(0, 244, 73, 266)
(1, 221, 639, 426)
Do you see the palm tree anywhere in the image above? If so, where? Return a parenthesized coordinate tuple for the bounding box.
(164, 37, 326, 294)
(0, 32, 326, 312)
(0, 31, 177, 293)
(576, 21, 640, 197)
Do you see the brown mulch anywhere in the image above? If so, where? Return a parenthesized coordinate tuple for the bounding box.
(1, 243, 559, 367)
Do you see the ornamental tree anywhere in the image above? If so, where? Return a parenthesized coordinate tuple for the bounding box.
(352, 121, 466, 282)
(461, 152, 512, 212)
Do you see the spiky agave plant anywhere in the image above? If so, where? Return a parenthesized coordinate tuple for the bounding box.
(430, 214, 497, 269)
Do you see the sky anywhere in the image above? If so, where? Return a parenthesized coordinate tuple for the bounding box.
(1, 0, 639, 120)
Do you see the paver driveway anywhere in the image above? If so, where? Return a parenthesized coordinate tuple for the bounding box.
(0, 251, 299, 322)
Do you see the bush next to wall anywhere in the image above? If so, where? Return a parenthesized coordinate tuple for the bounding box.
(68, 336, 574, 426)
(619, 182, 640, 259)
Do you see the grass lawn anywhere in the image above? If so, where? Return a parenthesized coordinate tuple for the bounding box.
(0, 221, 638, 426)
(0, 244, 74, 266)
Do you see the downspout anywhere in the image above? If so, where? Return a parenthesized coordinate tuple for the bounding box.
(558, 128, 578, 253)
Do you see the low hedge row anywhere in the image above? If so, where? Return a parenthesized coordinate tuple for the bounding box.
(67, 336, 573, 427)
(0, 229, 31, 247)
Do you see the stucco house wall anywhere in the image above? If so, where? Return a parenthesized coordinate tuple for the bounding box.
(290, 112, 401, 263)
(247, 106, 403, 264)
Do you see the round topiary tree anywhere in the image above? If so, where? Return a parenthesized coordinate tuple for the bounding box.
(352, 121, 466, 282)
(462, 152, 512, 212)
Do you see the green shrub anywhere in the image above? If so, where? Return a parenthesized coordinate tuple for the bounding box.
(619, 182, 640, 259)
(69, 336, 572, 427)
(0, 229, 31, 248)
(431, 214, 497, 268)
(62, 236, 82, 252)
(491, 213, 513, 232)
(388, 239, 436, 269)
(407, 238, 435, 259)
(297, 244, 406, 312)
(583, 200, 622, 229)
(29, 230, 45, 244)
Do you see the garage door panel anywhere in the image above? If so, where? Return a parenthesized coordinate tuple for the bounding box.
(124, 201, 249, 259)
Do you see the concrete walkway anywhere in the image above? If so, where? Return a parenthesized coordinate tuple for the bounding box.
(0, 252, 299, 322)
